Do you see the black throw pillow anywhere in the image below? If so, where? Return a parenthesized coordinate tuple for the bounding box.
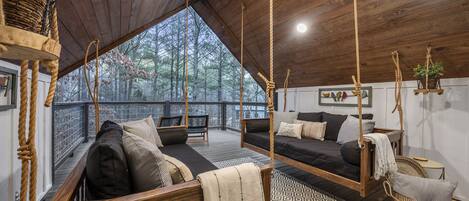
(351, 113, 374, 120)
(322, 112, 348, 141)
(297, 112, 323, 122)
(86, 121, 132, 200)
(340, 140, 361, 166)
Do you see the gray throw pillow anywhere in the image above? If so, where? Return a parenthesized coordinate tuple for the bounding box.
(122, 131, 172, 193)
(336, 115, 375, 144)
(391, 172, 456, 201)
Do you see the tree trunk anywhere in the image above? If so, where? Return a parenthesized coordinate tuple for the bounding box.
(152, 25, 160, 100)
(217, 44, 223, 102)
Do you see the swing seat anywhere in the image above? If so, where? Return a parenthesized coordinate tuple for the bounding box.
(241, 114, 403, 197)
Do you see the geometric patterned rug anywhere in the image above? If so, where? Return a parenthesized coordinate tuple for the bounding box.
(213, 157, 342, 201)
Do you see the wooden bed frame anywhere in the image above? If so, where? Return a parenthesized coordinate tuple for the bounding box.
(240, 118, 403, 197)
(53, 126, 273, 201)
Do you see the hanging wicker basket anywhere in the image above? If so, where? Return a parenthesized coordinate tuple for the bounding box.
(0, 0, 61, 60)
(3, 0, 48, 34)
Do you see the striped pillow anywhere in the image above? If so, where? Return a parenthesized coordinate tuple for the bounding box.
(294, 120, 327, 141)
(164, 154, 194, 184)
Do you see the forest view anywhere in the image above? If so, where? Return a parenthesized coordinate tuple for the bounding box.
(55, 8, 266, 103)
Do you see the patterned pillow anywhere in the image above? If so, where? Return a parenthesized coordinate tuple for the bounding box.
(122, 131, 173, 193)
(276, 122, 303, 139)
(164, 154, 194, 184)
(294, 120, 327, 141)
(273, 111, 299, 132)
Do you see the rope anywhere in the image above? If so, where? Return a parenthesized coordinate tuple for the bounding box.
(83, 40, 101, 133)
(283, 69, 290, 112)
(240, 2, 245, 124)
(258, 0, 275, 163)
(27, 61, 40, 201)
(0, 0, 4, 25)
(391, 51, 404, 131)
(184, 0, 189, 128)
(424, 46, 433, 90)
(17, 60, 29, 201)
(43, 60, 58, 107)
(43, 7, 60, 107)
(352, 0, 364, 148)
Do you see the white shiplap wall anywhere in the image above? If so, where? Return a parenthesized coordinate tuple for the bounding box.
(277, 78, 469, 200)
(0, 60, 52, 201)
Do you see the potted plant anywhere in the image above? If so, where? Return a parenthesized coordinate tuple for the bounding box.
(413, 62, 444, 89)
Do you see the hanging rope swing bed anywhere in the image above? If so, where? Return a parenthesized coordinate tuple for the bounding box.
(239, 0, 404, 197)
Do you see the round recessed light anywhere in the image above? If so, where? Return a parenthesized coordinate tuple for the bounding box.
(296, 23, 307, 33)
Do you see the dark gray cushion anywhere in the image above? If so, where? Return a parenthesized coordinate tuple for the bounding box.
(160, 144, 217, 176)
(245, 119, 270, 133)
(351, 113, 374, 120)
(340, 141, 361, 166)
(322, 112, 348, 141)
(158, 127, 188, 146)
(86, 121, 131, 200)
(244, 132, 360, 181)
(297, 112, 323, 122)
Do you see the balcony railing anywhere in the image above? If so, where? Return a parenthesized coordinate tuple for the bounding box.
(52, 101, 267, 168)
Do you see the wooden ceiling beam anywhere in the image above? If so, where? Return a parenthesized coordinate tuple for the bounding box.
(59, 0, 199, 78)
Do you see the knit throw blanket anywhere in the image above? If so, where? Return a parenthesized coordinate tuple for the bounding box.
(197, 163, 265, 201)
(364, 133, 398, 180)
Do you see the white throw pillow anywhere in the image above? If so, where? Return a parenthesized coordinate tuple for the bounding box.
(276, 122, 303, 139)
(295, 120, 327, 141)
(273, 111, 298, 132)
(121, 116, 164, 147)
(336, 115, 375, 144)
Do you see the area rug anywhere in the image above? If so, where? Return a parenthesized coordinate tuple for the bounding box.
(213, 157, 340, 201)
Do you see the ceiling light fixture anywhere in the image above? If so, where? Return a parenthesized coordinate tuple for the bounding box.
(296, 23, 307, 33)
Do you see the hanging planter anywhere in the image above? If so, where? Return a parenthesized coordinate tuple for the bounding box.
(413, 46, 444, 95)
(0, 0, 61, 60)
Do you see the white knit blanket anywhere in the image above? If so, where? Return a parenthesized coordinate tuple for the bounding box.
(364, 133, 398, 180)
(197, 163, 265, 201)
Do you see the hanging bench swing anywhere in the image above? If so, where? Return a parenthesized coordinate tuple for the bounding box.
(239, 0, 403, 197)
(53, 1, 272, 201)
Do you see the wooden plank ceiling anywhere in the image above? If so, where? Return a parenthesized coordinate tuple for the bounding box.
(57, 0, 469, 88)
(192, 0, 469, 87)
(56, 0, 191, 77)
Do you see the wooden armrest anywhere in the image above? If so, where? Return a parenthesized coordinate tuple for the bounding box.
(52, 154, 87, 201)
(242, 118, 270, 122)
(157, 125, 186, 131)
(109, 165, 273, 201)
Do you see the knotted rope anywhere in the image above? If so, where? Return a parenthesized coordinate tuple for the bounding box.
(352, 0, 365, 148)
(83, 40, 100, 133)
(391, 51, 404, 131)
(17, 60, 29, 201)
(256, 0, 276, 162)
(283, 69, 290, 112)
(44, 7, 59, 107)
(16, 61, 40, 201)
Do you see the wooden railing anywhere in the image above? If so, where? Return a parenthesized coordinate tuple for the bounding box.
(52, 101, 267, 171)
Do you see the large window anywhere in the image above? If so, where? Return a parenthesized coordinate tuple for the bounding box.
(55, 8, 265, 103)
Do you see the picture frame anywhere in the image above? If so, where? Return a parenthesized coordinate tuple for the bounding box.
(318, 86, 372, 107)
(0, 66, 18, 111)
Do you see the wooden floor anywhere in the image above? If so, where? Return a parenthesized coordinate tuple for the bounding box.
(44, 129, 390, 201)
